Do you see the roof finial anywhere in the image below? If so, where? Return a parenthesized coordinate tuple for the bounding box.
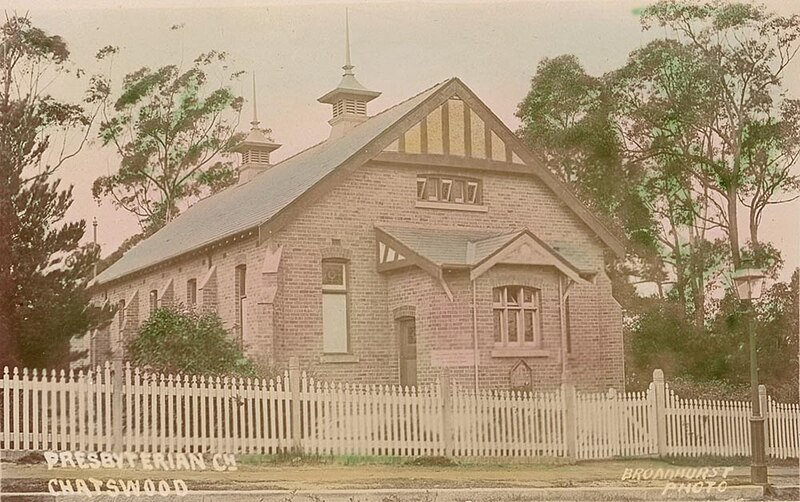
(343, 8, 354, 76)
(250, 72, 259, 129)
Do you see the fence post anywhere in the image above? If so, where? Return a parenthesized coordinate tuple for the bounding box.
(112, 361, 124, 453)
(289, 357, 302, 454)
(440, 370, 453, 457)
(652, 369, 667, 457)
(562, 381, 578, 461)
(759, 384, 769, 455)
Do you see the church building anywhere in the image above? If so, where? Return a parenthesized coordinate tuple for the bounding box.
(87, 30, 625, 392)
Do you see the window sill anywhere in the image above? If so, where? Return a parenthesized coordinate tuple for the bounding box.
(319, 353, 360, 364)
(491, 347, 549, 358)
(415, 200, 488, 212)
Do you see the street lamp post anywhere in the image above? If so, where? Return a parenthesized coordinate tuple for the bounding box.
(732, 265, 767, 486)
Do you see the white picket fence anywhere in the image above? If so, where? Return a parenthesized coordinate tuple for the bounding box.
(1, 363, 798, 460)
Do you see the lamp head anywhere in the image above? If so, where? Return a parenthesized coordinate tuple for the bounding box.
(732, 266, 765, 301)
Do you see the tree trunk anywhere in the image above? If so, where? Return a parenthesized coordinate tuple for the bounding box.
(749, 208, 760, 255)
(727, 189, 741, 268)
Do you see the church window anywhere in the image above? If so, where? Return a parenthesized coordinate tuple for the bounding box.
(149, 290, 158, 314)
(322, 260, 349, 354)
(416, 175, 482, 205)
(118, 299, 125, 328)
(467, 181, 479, 204)
(492, 286, 541, 347)
(416, 177, 427, 199)
(186, 278, 197, 308)
(564, 296, 572, 354)
(440, 179, 452, 201)
(234, 265, 247, 347)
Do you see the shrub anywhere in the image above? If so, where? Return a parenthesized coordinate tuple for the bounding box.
(127, 306, 254, 377)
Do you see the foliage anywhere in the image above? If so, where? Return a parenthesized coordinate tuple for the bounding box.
(0, 16, 110, 369)
(126, 306, 255, 377)
(627, 271, 798, 402)
(517, 1, 800, 395)
(515, 55, 657, 261)
(637, 0, 800, 268)
(91, 41, 245, 233)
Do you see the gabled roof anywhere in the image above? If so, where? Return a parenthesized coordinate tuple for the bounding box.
(92, 81, 448, 286)
(376, 225, 593, 284)
(93, 77, 624, 287)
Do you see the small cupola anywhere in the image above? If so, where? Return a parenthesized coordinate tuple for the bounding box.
(317, 10, 381, 139)
(234, 74, 281, 185)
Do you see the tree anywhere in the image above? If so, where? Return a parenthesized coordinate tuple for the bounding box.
(516, 1, 800, 395)
(0, 16, 108, 369)
(515, 55, 659, 262)
(638, 0, 800, 269)
(127, 306, 254, 377)
(92, 43, 245, 233)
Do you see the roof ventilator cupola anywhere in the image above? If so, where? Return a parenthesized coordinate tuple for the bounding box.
(317, 9, 381, 139)
(234, 73, 281, 185)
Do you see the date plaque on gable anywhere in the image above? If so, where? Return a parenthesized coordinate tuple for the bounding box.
(510, 359, 532, 390)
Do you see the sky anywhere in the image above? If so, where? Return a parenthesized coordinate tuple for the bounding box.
(5, 0, 800, 280)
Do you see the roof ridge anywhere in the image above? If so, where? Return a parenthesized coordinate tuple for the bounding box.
(233, 78, 451, 177)
(335, 77, 452, 136)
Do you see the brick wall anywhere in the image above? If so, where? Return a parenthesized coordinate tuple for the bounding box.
(90, 158, 623, 391)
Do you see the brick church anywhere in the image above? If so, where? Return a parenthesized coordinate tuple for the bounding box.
(86, 40, 625, 392)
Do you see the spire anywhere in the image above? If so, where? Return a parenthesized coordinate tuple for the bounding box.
(251, 72, 259, 128)
(318, 9, 381, 139)
(343, 8, 354, 76)
(233, 71, 281, 184)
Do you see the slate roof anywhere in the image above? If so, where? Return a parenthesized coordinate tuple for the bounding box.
(377, 225, 597, 275)
(376, 226, 515, 266)
(92, 80, 448, 286)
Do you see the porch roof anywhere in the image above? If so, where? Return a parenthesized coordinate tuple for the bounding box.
(375, 225, 597, 284)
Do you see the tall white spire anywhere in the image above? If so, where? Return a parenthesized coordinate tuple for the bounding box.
(344, 8, 353, 75)
(251, 72, 259, 128)
(233, 71, 281, 184)
(318, 9, 381, 139)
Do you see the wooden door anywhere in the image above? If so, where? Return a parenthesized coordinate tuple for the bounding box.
(397, 317, 417, 387)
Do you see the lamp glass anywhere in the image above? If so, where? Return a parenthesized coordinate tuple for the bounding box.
(732, 268, 765, 301)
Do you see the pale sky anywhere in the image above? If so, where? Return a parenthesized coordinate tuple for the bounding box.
(6, 0, 800, 280)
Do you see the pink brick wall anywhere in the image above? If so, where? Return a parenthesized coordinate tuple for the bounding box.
(90, 159, 624, 392)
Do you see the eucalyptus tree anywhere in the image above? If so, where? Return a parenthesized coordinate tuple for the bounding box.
(92, 43, 245, 233)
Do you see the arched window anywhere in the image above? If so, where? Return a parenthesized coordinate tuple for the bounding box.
(186, 278, 197, 308)
(234, 265, 247, 347)
(149, 289, 158, 315)
(492, 286, 541, 347)
(322, 259, 349, 354)
(118, 299, 126, 329)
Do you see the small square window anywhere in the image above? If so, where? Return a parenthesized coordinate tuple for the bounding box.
(452, 180, 465, 203)
(440, 179, 452, 201)
(425, 177, 439, 201)
(322, 262, 346, 288)
(523, 288, 533, 303)
(467, 182, 479, 204)
(507, 288, 519, 306)
(416, 178, 427, 199)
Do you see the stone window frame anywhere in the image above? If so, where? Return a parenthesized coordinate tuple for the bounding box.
(492, 285, 542, 348)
